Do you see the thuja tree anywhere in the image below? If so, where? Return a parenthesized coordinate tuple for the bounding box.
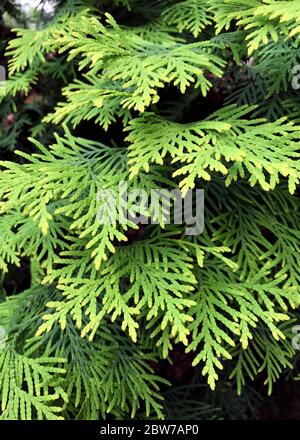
(1, 0, 300, 420)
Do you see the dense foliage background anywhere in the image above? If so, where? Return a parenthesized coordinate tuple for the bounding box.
(1, 0, 300, 420)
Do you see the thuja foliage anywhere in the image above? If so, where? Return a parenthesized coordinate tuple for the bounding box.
(0, 0, 300, 420)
